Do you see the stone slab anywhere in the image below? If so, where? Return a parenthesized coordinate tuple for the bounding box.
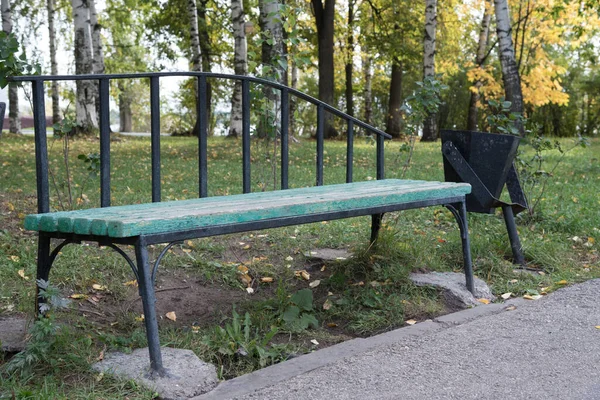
(410, 271, 495, 308)
(0, 316, 28, 353)
(93, 347, 218, 399)
(304, 248, 353, 261)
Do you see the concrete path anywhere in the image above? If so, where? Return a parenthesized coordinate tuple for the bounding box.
(198, 279, 600, 400)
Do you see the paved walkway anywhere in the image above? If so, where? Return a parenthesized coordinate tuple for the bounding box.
(198, 279, 600, 400)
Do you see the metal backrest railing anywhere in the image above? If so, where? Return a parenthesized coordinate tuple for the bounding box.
(10, 72, 391, 214)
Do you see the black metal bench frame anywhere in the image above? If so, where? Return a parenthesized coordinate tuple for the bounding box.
(13, 72, 474, 377)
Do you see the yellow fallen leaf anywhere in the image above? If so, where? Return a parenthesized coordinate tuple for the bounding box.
(135, 314, 145, 322)
(405, 319, 417, 325)
(237, 265, 249, 274)
(92, 284, 108, 291)
(260, 277, 274, 283)
(505, 305, 517, 311)
(523, 294, 542, 300)
(165, 311, 176, 321)
(320, 265, 326, 272)
(595, 326, 600, 330)
(556, 280, 568, 285)
(501, 293, 512, 300)
(323, 299, 332, 310)
(7, 202, 15, 211)
(572, 197, 578, 203)
(327, 322, 338, 328)
(285, 256, 294, 261)
(70, 294, 88, 299)
(10, 255, 19, 262)
(242, 245, 251, 250)
(17, 269, 29, 280)
(295, 270, 310, 280)
(239, 274, 252, 285)
(588, 237, 596, 244)
(123, 280, 138, 287)
(309, 280, 321, 288)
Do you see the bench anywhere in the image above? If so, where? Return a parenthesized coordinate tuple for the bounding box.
(15, 72, 474, 377)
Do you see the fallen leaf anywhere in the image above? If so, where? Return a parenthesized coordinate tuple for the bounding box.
(239, 274, 252, 285)
(165, 311, 177, 321)
(477, 298, 491, 304)
(237, 265, 249, 274)
(285, 256, 294, 261)
(10, 255, 19, 262)
(123, 280, 138, 287)
(556, 280, 568, 285)
(309, 280, 321, 288)
(242, 245, 251, 250)
(17, 269, 29, 280)
(501, 293, 512, 300)
(523, 294, 542, 300)
(246, 287, 254, 294)
(92, 284, 108, 291)
(505, 305, 517, 311)
(595, 326, 600, 330)
(135, 314, 145, 322)
(260, 277, 274, 283)
(323, 299, 333, 310)
(327, 322, 338, 328)
(351, 281, 365, 287)
(70, 293, 88, 300)
(295, 270, 310, 280)
(310, 339, 319, 345)
(320, 265, 326, 272)
(405, 319, 417, 325)
(509, 279, 518, 284)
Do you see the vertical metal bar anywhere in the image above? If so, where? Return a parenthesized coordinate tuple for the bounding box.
(99, 79, 111, 207)
(198, 75, 208, 197)
(458, 201, 474, 294)
(316, 104, 324, 186)
(280, 88, 289, 190)
(502, 205, 525, 265)
(35, 234, 51, 316)
(376, 134, 385, 180)
(346, 120, 354, 183)
(135, 238, 165, 376)
(150, 76, 161, 202)
(32, 80, 49, 214)
(242, 79, 251, 193)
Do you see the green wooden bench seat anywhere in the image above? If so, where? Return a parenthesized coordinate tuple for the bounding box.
(25, 179, 471, 239)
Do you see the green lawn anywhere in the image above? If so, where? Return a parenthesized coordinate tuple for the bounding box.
(0, 133, 598, 398)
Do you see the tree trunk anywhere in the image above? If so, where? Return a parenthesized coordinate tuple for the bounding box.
(229, 0, 247, 138)
(290, 60, 299, 136)
(494, 0, 524, 134)
(386, 58, 403, 138)
(89, 0, 104, 128)
(312, 0, 337, 138)
(345, 0, 354, 117)
(421, 0, 438, 142)
(47, 0, 61, 124)
(198, 0, 212, 134)
(258, 0, 285, 138)
(362, 54, 372, 125)
(467, 0, 492, 131)
(72, 0, 98, 134)
(118, 82, 133, 132)
(2, 0, 20, 134)
(188, 0, 202, 72)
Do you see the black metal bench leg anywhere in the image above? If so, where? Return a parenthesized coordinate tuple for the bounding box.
(502, 205, 525, 266)
(135, 239, 166, 377)
(446, 202, 475, 294)
(370, 213, 384, 244)
(35, 234, 52, 316)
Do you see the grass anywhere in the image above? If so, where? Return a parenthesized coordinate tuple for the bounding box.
(0, 132, 599, 397)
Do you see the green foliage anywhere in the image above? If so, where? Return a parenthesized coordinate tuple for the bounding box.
(202, 308, 285, 368)
(3, 280, 70, 377)
(280, 289, 319, 332)
(486, 98, 526, 136)
(0, 32, 40, 88)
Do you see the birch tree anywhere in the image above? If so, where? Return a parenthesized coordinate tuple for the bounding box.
(188, 0, 202, 72)
(72, 0, 98, 133)
(420, 0, 437, 141)
(466, 0, 491, 131)
(229, 0, 247, 138)
(494, 0, 524, 133)
(1, 0, 20, 134)
(47, 0, 60, 124)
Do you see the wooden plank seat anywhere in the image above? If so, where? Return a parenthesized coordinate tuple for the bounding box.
(25, 180, 471, 239)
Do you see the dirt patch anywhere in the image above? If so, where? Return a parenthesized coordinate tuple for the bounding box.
(0, 192, 37, 238)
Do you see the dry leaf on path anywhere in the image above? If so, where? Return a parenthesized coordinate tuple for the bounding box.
(405, 319, 417, 325)
(501, 293, 512, 300)
(523, 294, 542, 300)
(165, 311, 177, 321)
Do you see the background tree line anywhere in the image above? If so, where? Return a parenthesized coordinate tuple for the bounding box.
(2, 0, 599, 139)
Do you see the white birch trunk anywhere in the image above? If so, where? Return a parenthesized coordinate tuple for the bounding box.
(494, 0, 524, 133)
(421, 0, 437, 141)
(229, 0, 247, 138)
(2, 0, 20, 134)
(72, 0, 97, 132)
(188, 0, 202, 72)
(47, 0, 61, 124)
(89, 0, 104, 75)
